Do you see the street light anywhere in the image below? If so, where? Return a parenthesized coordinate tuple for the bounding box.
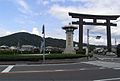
(86, 29, 101, 57)
(86, 29, 89, 56)
(96, 36, 101, 39)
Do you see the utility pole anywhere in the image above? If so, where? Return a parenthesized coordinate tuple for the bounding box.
(17, 41, 20, 54)
(115, 38, 117, 46)
(42, 24, 45, 63)
(115, 38, 117, 54)
(87, 29, 89, 49)
(86, 29, 89, 59)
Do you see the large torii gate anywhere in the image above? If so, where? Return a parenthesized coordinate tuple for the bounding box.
(69, 12, 120, 52)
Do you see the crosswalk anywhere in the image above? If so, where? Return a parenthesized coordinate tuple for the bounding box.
(82, 61, 120, 69)
(0, 61, 120, 73)
(1, 65, 14, 73)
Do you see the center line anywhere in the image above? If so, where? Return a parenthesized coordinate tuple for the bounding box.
(2, 65, 14, 73)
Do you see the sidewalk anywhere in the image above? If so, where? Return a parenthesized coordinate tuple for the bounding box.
(93, 54, 120, 63)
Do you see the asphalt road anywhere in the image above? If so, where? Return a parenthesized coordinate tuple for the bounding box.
(0, 61, 120, 81)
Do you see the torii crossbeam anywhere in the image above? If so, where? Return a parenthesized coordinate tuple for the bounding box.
(69, 12, 120, 52)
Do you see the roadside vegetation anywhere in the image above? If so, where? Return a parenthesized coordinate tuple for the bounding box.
(0, 53, 87, 61)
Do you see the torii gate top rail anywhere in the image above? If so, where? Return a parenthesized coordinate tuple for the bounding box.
(69, 12, 119, 19)
(69, 12, 120, 52)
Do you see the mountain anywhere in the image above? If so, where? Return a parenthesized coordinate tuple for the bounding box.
(0, 32, 42, 47)
(0, 32, 68, 48)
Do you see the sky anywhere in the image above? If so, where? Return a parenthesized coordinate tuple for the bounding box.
(0, 0, 120, 46)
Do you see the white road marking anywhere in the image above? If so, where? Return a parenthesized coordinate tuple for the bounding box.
(1, 67, 107, 74)
(79, 68, 86, 70)
(99, 67, 106, 69)
(55, 70, 64, 71)
(1, 69, 79, 74)
(0, 62, 81, 67)
(82, 61, 120, 68)
(2, 65, 14, 73)
(9, 70, 55, 73)
(94, 77, 120, 81)
(98, 58, 120, 60)
(12, 62, 81, 67)
(113, 67, 120, 70)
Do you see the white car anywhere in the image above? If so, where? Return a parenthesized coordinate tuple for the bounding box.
(106, 52, 117, 56)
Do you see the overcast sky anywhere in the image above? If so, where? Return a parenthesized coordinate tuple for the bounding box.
(0, 0, 120, 46)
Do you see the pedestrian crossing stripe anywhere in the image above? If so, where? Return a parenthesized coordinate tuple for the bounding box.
(82, 61, 120, 69)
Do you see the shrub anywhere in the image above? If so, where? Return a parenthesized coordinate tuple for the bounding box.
(76, 49, 86, 55)
(46, 54, 86, 59)
(0, 54, 87, 61)
(0, 54, 42, 61)
(46, 50, 63, 54)
(0, 50, 18, 55)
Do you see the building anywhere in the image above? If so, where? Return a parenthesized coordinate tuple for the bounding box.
(20, 45, 35, 51)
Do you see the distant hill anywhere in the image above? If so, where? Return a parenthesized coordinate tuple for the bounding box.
(0, 32, 71, 48)
(0, 32, 42, 47)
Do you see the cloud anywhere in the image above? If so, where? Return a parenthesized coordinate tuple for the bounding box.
(43, 1, 49, 5)
(17, 0, 29, 10)
(32, 27, 40, 36)
(48, 0, 120, 45)
(36, 0, 65, 6)
(0, 27, 12, 37)
(46, 28, 66, 40)
(16, 0, 41, 16)
(49, 4, 76, 25)
(49, 0, 120, 22)
(36, 0, 50, 5)
(49, 0, 120, 20)
(13, 0, 41, 27)
(19, 30, 28, 32)
(16, 0, 32, 14)
(15, 16, 36, 25)
(51, 0, 65, 3)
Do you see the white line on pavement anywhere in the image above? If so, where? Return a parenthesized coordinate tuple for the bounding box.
(55, 70, 64, 71)
(0, 62, 81, 67)
(82, 61, 120, 68)
(113, 67, 120, 70)
(79, 68, 86, 70)
(94, 77, 120, 81)
(1, 67, 108, 74)
(14, 62, 81, 67)
(1, 65, 14, 73)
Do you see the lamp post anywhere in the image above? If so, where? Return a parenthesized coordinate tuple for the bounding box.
(42, 25, 45, 63)
(86, 29, 89, 56)
(86, 29, 101, 58)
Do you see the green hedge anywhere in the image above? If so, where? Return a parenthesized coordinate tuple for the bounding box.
(76, 49, 86, 54)
(0, 50, 40, 55)
(0, 55, 41, 61)
(45, 54, 86, 59)
(0, 54, 87, 61)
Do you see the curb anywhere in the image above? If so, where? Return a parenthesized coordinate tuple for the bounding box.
(0, 58, 95, 65)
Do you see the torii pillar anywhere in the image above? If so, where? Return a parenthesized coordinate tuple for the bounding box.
(106, 19, 111, 52)
(79, 18, 83, 52)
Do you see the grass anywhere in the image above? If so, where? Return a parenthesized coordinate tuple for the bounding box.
(0, 54, 87, 61)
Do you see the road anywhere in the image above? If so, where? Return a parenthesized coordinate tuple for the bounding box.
(0, 60, 120, 81)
